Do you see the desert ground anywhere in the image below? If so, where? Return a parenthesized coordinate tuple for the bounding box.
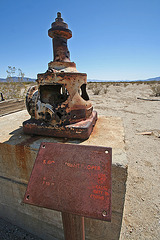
(88, 82, 160, 240)
(0, 81, 160, 239)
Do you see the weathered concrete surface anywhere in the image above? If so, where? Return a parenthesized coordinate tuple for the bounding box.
(0, 110, 127, 240)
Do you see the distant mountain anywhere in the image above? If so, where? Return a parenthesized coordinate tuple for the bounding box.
(0, 76, 160, 83)
(88, 76, 160, 82)
(0, 77, 36, 82)
(146, 76, 160, 81)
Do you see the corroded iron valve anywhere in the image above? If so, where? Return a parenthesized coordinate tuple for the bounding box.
(23, 12, 97, 139)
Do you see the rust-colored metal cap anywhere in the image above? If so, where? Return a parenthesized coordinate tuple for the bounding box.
(48, 12, 72, 39)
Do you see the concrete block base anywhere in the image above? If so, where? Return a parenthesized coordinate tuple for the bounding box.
(0, 110, 128, 240)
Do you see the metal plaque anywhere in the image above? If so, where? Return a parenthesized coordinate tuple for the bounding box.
(23, 142, 112, 221)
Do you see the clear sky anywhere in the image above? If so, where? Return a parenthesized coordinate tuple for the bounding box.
(0, 0, 160, 80)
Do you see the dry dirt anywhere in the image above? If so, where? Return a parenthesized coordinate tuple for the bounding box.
(88, 82, 160, 240)
(0, 82, 160, 239)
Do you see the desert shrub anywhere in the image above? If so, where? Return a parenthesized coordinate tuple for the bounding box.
(87, 83, 94, 90)
(87, 82, 110, 95)
(1, 66, 27, 99)
(104, 88, 107, 94)
(103, 84, 110, 94)
(87, 84, 92, 90)
(93, 88, 101, 95)
(123, 83, 128, 87)
(151, 84, 160, 97)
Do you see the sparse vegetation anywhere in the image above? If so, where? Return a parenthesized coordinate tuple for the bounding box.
(87, 80, 160, 97)
(151, 84, 160, 97)
(1, 74, 160, 100)
(103, 87, 108, 94)
(87, 82, 109, 95)
(93, 88, 101, 95)
(123, 83, 129, 87)
(0, 66, 35, 100)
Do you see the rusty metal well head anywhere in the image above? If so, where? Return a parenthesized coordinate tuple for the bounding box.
(23, 12, 97, 139)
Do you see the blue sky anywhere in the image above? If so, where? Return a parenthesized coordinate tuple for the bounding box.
(0, 0, 160, 80)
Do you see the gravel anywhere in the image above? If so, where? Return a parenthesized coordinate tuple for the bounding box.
(0, 218, 42, 240)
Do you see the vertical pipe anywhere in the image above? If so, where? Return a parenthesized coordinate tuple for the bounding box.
(62, 212, 85, 240)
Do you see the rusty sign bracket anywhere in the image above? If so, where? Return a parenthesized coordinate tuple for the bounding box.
(23, 142, 112, 223)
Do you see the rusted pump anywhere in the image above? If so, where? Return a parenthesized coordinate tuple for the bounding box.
(23, 12, 97, 139)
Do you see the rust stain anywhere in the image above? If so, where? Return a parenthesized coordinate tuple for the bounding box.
(15, 145, 29, 180)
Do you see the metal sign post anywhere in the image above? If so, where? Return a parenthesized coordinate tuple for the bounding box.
(62, 213, 85, 240)
(23, 142, 112, 239)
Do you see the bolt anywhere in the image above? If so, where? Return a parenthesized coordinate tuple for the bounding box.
(102, 210, 107, 217)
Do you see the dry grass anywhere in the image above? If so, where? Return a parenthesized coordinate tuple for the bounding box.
(1, 80, 160, 100)
(151, 84, 160, 96)
(87, 81, 160, 97)
(87, 82, 110, 95)
(0, 82, 35, 100)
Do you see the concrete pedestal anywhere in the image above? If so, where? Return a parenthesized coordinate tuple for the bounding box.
(0, 110, 127, 240)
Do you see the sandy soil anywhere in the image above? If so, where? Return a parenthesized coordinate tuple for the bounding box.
(88, 82, 160, 240)
(0, 82, 159, 239)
